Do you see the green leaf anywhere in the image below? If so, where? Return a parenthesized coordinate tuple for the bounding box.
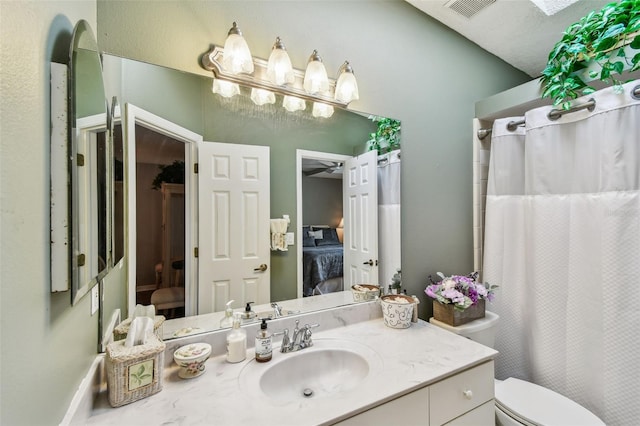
(630, 35, 640, 49)
(611, 61, 625, 74)
(582, 87, 596, 95)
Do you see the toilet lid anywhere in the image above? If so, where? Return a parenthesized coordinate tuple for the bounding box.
(495, 378, 605, 426)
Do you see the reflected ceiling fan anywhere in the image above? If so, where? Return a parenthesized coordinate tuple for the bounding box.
(303, 160, 343, 177)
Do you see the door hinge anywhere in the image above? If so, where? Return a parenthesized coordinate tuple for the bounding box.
(77, 253, 86, 266)
(194, 163, 198, 174)
(194, 247, 198, 258)
(77, 153, 85, 167)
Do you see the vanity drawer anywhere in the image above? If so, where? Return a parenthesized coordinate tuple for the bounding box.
(429, 361, 494, 425)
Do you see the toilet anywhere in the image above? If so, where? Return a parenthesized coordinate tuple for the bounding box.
(429, 311, 605, 426)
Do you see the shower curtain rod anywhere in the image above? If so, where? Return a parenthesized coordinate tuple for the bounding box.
(477, 84, 640, 140)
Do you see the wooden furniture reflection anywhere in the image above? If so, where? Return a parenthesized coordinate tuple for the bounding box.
(151, 183, 185, 318)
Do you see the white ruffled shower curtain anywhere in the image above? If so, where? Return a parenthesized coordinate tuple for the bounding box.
(483, 80, 640, 425)
(378, 150, 401, 288)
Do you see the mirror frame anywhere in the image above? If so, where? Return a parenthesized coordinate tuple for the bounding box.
(68, 20, 110, 305)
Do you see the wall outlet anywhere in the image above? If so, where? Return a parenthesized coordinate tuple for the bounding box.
(91, 285, 99, 315)
(285, 232, 294, 246)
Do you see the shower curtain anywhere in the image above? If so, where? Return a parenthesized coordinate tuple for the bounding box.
(483, 80, 640, 425)
(378, 149, 401, 289)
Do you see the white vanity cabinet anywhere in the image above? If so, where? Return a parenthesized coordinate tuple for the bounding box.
(335, 361, 495, 426)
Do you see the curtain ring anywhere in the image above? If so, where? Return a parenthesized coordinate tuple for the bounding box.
(632, 85, 640, 101)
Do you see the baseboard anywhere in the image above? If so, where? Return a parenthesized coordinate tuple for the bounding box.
(59, 354, 105, 426)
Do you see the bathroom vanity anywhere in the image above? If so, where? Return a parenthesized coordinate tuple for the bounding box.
(84, 303, 497, 425)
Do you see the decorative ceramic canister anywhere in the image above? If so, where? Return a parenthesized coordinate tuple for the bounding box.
(173, 343, 212, 379)
(380, 294, 416, 329)
(351, 284, 381, 302)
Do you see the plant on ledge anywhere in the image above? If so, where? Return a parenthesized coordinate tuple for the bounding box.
(540, 0, 640, 110)
(151, 160, 185, 190)
(366, 115, 401, 154)
(425, 272, 497, 311)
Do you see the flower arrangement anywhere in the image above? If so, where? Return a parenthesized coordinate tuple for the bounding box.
(425, 272, 497, 311)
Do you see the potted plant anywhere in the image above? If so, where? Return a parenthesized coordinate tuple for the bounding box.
(425, 272, 497, 326)
(366, 115, 401, 154)
(151, 160, 185, 190)
(540, 0, 640, 110)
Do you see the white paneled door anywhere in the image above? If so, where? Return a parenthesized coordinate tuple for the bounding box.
(198, 142, 270, 314)
(343, 150, 378, 287)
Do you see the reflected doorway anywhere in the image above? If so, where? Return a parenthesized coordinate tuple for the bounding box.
(135, 125, 185, 319)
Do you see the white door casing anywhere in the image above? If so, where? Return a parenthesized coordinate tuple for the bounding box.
(198, 141, 270, 314)
(343, 150, 379, 287)
(125, 104, 201, 317)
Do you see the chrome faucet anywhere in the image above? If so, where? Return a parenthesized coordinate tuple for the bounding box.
(271, 302, 283, 318)
(275, 320, 319, 353)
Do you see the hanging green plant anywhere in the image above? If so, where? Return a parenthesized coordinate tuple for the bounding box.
(151, 160, 185, 190)
(366, 115, 401, 154)
(540, 0, 640, 110)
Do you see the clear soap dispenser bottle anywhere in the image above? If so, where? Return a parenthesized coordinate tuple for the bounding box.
(226, 313, 247, 363)
(220, 299, 235, 328)
(255, 318, 272, 363)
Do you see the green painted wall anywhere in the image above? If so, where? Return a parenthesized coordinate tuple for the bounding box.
(0, 2, 100, 425)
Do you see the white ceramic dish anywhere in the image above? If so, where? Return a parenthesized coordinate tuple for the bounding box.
(173, 343, 212, 379)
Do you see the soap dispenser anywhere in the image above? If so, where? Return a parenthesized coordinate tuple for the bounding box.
(226, 313, 246, 363)
(255, 318, 272, 362)
(241, 302, 257, 322)
(219, 300, 235, 328)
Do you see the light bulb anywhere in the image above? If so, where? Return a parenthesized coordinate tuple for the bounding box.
(282, 96, 306, 112)
(303, 50, 329, 95)
(250, 88, 275, 105)
(221, 22, 254, 75)
(312, 102, 334, 118)
(266, 37, 294, 86)
(335, 61, 359, 103)
(212, 78, 240, 98)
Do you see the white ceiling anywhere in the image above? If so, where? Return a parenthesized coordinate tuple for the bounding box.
(405, 0, 611, 77)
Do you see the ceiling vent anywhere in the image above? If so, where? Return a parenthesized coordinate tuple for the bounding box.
(444, 0, 496, 19)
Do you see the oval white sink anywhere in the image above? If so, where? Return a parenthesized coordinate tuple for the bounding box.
(238, 338, 382, 402)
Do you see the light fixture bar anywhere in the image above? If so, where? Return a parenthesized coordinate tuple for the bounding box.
(201, 45, 348, 108)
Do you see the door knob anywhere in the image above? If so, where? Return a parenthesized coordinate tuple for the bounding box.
(254, 263, 268, 272)
(362, 259, 374, 266)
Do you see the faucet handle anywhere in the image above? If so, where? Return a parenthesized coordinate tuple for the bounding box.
(274, 328, 291, 352)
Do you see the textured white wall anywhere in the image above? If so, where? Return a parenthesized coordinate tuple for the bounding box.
(0, 2, 99, 425)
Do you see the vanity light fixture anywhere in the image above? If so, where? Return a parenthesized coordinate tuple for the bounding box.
(266, 37, 294, 86)
(212, 78, 240, 98)
(335, 61, 359, 104)
(221, 22, 254, 75)
(282, 95, 306, 112)
(250, 88, 276, 105)
(312, 102, 334, 118)
(303, 50, 329, 95)
(200, 22, 360, 113)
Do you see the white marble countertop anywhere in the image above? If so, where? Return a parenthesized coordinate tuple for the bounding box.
(87, 313, 497, 426)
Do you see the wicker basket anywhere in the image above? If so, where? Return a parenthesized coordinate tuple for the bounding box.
(106, 335, 166, 407)
(432, 299, 485, 327)
(114, 316, 165, 341)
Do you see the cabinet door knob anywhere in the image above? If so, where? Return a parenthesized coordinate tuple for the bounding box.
(463, 390, 473, 400)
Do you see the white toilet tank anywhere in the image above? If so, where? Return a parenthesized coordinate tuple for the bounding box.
(429, 310, 499, 347)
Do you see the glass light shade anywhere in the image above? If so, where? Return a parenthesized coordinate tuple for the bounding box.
(212, 78, 240, 98)
(250, 88, 275, 105)
(335, 64, 359, 103)
(303, 50, 329, 95)
(221, 22, 254, 75)
(282, 96, 306, 112)
(266, 37, 294, 86)
(312, 102, 334, 118)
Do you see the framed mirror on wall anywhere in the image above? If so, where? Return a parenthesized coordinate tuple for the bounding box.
(50, 20, 110, 305)
(100, 54, 402, 341)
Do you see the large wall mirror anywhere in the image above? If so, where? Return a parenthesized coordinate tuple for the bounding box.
(51, 20, 110, 304)
(102, 55, 401, 339)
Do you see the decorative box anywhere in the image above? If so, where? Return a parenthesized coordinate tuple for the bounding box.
(432, 299, 485, 327)
(105, 334, 166, 407)
(113, 315, 166, 341)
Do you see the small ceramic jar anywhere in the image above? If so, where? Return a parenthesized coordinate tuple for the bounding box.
(380, 294, 416, 329)
(351, 284, 381, 302)
(173, 343, 212, 379)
